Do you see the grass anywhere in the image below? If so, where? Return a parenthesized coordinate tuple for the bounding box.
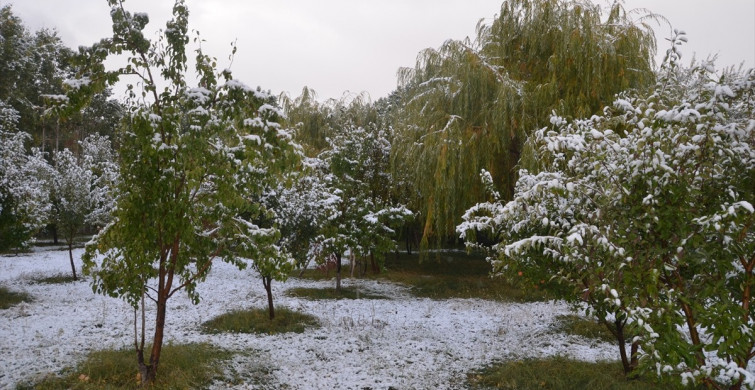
(467, 357, 673, 390)
(17, 342, 234, 390)
(370, 252, 559, 302)
(32, 273, 78, 285)
(0, 285, 32, 309)
(292, 252, 559, 302)
(286, 286, 388, 300)
(202, 307, 320, 335)
(554, 314, 617, 344)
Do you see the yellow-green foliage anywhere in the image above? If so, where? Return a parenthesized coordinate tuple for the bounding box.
(280, 87, 379, 157)
(392, 0, 657, 247)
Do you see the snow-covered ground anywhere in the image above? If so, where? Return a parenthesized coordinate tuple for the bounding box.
(0, 248, 617, 389)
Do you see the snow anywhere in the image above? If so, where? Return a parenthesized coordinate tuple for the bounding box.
(1, 248, 618, 389)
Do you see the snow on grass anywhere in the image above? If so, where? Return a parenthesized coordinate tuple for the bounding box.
(0, 249, 617, 389)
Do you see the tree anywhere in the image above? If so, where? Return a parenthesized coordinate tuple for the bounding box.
(394, 0, 657, 248)
(317, 125, 412, 291)
(44, 134, 118, 280)
(48, 148, 92, 280)
(263, 160, 340, 270)
(280, 87, 378, 157)
(0, 101, 50, 252)
(0, 5, 74, 151)
(459, 33, 755, 387)
(79, 133, 119, 229)
(72, 0, 294, 384)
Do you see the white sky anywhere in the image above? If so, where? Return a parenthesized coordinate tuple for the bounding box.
(9, 0, 755, 102)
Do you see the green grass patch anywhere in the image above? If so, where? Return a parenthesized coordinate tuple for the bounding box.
(467, 357, 670, 390)
(0, 285, 32, 309)
(372, 252, 557, 302)
(555, 315, 617, 344)
(32, 273, 78, 285)
(18, 342, 233, 390)
(286, 286, 388, 300)
(291, 252, 565, 302)
(202, 307, 320, 335)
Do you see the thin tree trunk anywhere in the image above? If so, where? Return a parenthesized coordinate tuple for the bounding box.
(370, 252, 379, 274)
(55, 118, 60, 152)
(67, 240, 77, 281)
(52, 224, 58, 245)
(350, 252, 356, 278)
(335, 252, 342, 293)
(263, 276, 275, 320)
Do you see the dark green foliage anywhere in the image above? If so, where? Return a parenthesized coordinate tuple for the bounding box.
(202, 307, 320, 334)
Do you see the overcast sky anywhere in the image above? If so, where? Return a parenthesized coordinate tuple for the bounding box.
(9, 0, 755, 102)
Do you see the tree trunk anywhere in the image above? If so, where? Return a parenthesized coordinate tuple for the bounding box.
(406, 233, 412, 255)
(370, 252, 379, 274)
(55, 118, 60, 152)
(52, 224, 58, 245)
(67, 240, 77, 281)
(335, 252, 342, 293)
(263, 276, 275, 320)
(140, 296, 168, 385)
(614, 317, 637, 374)
(350, 252, 356, 278)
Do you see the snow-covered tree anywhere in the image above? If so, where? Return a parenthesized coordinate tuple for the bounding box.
(44, 135, 117, 280)
(459, 33, 755, 387)
(0, 5, 76, 151)
(264, 159, 340, 268)
(80, 133, 119, 228)
(48, 148, 92, 280)
(0, 102, 50, 251)
(71, 0, 295, 384)
(317, 125, 412, 291)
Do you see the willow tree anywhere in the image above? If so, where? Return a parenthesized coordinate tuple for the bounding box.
(280, 87, 379, 157)
(392, 0, 657, 248)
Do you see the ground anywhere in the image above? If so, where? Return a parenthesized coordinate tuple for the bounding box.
(0, 247, 617, 389)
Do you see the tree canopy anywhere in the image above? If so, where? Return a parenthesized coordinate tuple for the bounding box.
(459, 33, 755, 386)
(69, 0, 295, 383)
(392, 0, 657, 248)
